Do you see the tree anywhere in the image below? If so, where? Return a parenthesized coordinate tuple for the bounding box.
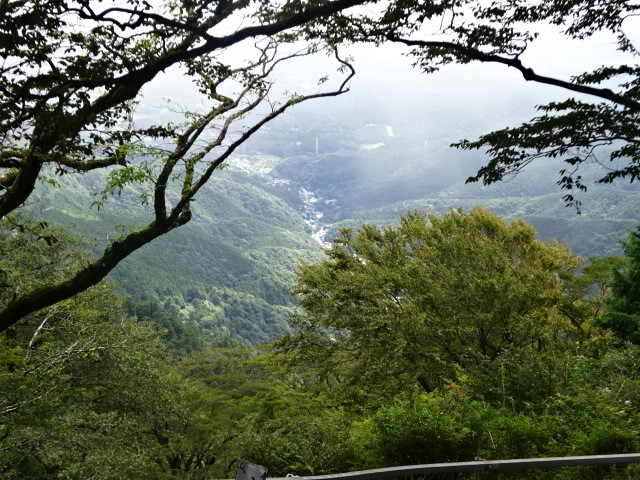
(0, 283, 174, 479)
(596, 228, 640, 343)
(1, 277, 263, 478)
(0, 0, 380, 331)
(124, 298, 205, 357)
(0, 210, 221, 478)
(279, 208, 580, 399)
(558, 255, 626, 336)
(331, 0, 639, 208)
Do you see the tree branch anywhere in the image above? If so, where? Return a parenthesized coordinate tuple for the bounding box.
(388, 36, 640, 112)
(0, 0, 368, 220)
(0, 49, 355, 331)
(176, 49, 355, 211)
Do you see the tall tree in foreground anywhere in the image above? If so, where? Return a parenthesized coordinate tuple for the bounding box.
(0, 219, 221, 478)
(280, 208, 581, 401)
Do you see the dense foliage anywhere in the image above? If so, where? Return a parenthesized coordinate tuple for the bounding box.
(3, 210, 640, 479)
(0, 287, 214, 479)
(256, 212, 640, 480)
(281, 208, 580, 399)
(597, 227, 640, 343)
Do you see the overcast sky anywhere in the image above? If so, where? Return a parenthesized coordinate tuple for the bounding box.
(136, 14, 639, 157)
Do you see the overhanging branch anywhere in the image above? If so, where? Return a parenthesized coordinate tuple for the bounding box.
(0, 0, 369, 220)
(388, 36, 640, 112)
(0, 49, 356, 332)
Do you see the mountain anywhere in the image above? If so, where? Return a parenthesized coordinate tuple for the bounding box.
(255, 105, 640, 259)
(27, 163, 322, 345)
(25, 103, 640, 344)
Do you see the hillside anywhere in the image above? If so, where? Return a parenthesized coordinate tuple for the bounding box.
(259, 106, 640, 259)
(27, 166, 322, 344)
(28, 106, 640, 344)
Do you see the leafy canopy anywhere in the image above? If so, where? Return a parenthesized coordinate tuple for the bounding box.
(597, 227, 640, 343)
(280, 208, 581, 399)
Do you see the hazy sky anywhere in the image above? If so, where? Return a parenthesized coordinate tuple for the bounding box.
(136, 13, 639, 165)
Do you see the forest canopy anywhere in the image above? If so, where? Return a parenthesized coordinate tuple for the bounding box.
(280, 208, 582, 399)
(4, 209, 640, 479)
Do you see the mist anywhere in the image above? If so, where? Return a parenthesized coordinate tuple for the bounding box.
(131, 17, 639, 242)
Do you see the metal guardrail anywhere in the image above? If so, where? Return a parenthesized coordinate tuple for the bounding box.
(235, 454, 640, 480)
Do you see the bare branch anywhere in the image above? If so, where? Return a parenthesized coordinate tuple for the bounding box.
(0, 49, 356, 331)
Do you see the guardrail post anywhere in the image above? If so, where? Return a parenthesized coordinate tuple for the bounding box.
(236, 460, 268, 480)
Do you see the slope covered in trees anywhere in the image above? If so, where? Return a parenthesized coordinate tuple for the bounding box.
(0, 0, 368, 330)
(23, 167, 321, 344)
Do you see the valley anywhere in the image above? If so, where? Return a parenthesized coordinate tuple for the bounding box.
(25, 107, 640, 345)
(5, 3, 640, 478)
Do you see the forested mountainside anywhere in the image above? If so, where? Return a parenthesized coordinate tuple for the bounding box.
(26, 166, 321, 344)
(254, 105, 640, 258)
(26, 105, 640, 344)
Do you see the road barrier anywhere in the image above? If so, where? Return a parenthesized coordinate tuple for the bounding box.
(236, 454, 640, 480)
